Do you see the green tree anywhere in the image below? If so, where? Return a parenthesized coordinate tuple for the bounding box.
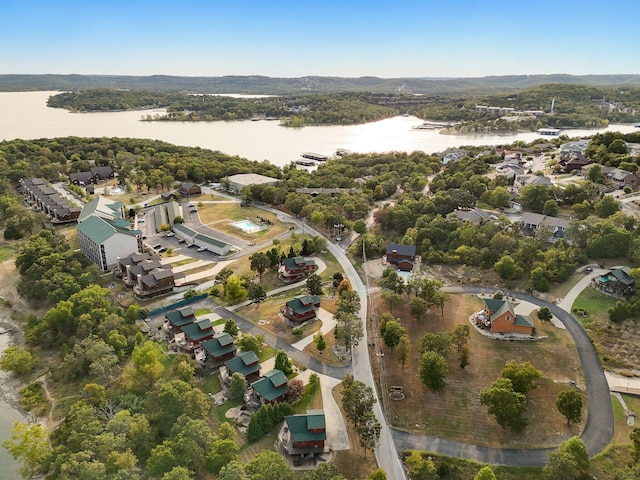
(405, 451, 438, 480)
(357, 411, 381, 458)
(225, 275, 247, 302)
(223, 318, 239, 337)
(409, 296, 428, 321)
(162, 466, 194, 480)
(245, 450, 293, 480)
(302, 463, 347, 480)
(419, 351, 447, 391)
(335, 311, 363, 350)
(274, 350, 293, 375)
(341, 375, 377, 429)
(556, 389, 583, 425)
(306, 273, 323, 296)
(247, 282, 267, 308)
(474, 466, 497, 480)
(249, 252, 270, 281)
(420, 332, 452, 357)
(543, 199, 559, 217)
(529, 267, 550, 292)
(381, 290, 402, 314)
(236, 334, 264, 355)
(218, 461, 249, 480)
(2, 421, 52, 479)
(215, 268, 233, 294)
(451, 324, 470, 351)
(314, 332, 326, 354)
(396, 335, 410, 369)
(537, 307, 553, 322)
(127, 341, 164, 391)
(353, 219, 367, 234)
(146, 443, 178, 478)
(480, 377, 528, 432)
(229, 372, 247, 400)
(494, 254, 523, 280)
(501, 360, 542, 394)
(369, 468, 387, 480)
(542, 436, 589, 480)
(381, 320, 406, 351)
(459, 345, 470, 369)
(0, 346, 35, 375)
(594, 195, 620, 218)
(206, 438, 239, 475)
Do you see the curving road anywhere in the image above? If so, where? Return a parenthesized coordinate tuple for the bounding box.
(391, 286, 613, 466)
(245, 204, 613, 469)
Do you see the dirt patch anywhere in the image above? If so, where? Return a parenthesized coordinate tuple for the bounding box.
(369, 292, 586, 448)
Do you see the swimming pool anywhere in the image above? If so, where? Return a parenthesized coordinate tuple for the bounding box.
(230, 219, 266, 234)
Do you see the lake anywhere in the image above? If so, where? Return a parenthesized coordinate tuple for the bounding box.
(1, 91, 638, 167)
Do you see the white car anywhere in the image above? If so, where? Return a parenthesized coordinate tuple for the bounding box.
(166, 232, 175, 237)
(197, 246, 207, 252)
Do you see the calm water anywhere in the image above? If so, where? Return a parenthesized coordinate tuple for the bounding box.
(1, 91, 638, 166)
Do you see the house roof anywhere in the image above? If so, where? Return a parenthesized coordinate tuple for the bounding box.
(78, 196, 124, 223)
(227, 173, 280, 188)
(91, 166, 114, 177)
(282, 257, 316, 270)
(165, 306, 195, 328)
(225, 350, 260, 377)
(514, 314, 534, 328)
(76, 215, 140, 244)
(201, 333, 237, 358)
(608, 168, 636, 181)
(251, 369, 289, 401)
(451, 208, 491, 223)
(484, 298, 533, 330)
(181, 319, 213, 342)
(179, 181, 200, 191)
(385, 244, 416, 257)
(284, 410, 327, 443)
(286, 295, 321, 315)
(69, 171, 94, 183)
(608, 266, 635, 286)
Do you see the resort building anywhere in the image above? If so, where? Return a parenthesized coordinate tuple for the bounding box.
(385, 244, 417, 272)
(133, 267, 180, 299)
(20, 178, 81, 224)
(164, 307, 197, 335)
(222, 350, 261, 385)
(77, 196, 125, 223)
(250, 369, 290, 404)
(227, 173, 280, 194)
(197, 333, 238, 370)
(77, 215, 142, 271)
(172, 224, 232, 256)
(475, 298, 534, 335)
(178, 182, 201, 196)
(278, 257, 318, 282)
(592, 266, 635, 298)
(170, 319, 215, 355)
(280, 295, 321, 326)
(278, 410, 327, 458)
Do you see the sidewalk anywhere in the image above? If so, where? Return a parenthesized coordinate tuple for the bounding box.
(557, 268, 607, 313)
(291, 308, 336, 350)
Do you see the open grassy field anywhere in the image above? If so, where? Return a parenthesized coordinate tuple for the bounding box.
(370, 293, 586, 449)
(572, 287, 640, 370)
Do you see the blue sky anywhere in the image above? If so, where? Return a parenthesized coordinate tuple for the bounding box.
(2, 0, 639, 78)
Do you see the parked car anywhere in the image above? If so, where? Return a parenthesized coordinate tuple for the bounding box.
(178, 239, 186, 244)
(158, 247, 167, 253)
(190, 208, 198, 213)
(166, 232, 175, 237)
(152, 244, 162, 250)
(197, 246, 207, 252)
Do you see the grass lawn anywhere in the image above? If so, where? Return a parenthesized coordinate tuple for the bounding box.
(198, 374, 222, 395)
(292, 379, 323, 414)
(370, 293, 586, 449)
(237, 294, 321, 346)
(214, 397, 244, 425)
(194, 308, 212, 316)
(302, 327, 343, 367)
(258, 345, 277, 363)
(572, 287, 640, 369)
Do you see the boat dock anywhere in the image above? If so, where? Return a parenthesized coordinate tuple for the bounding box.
(301, 152, 329, 162)
(537, 128, 562, 136)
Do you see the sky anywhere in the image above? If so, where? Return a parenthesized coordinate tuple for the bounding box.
(2, 0, 639, 78)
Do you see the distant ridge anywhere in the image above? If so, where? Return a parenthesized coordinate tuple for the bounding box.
(1, 73, 640, 96)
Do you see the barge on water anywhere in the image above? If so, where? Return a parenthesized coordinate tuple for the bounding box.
(301, 152, 329, 162)
(537, 128, 562, 136)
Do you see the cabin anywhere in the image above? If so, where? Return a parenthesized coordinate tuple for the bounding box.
(520, 212, 569, 240)
(475, 298, 534, 335)
(606, 168, 640, 190)
(222, 350, 261, 385)
(90, 166, 116, 182)
(171, 319, 214, 355)
(69, 171, 95, 186)
(385, 244, 416, 272)
(448, 208, 492, 225)
(250, 369, 289, 404)
(278, 257, 318, 282)
(164, 306, 197, 335)
(133, 266, 180, 299)
(280, 295, 321, 326)
(20, 178, 82, 224)
(592, 267, 635, 298)
(279, 410, 327, 457)
(197, 333, 237, 370)
(178, 182, 201, 196)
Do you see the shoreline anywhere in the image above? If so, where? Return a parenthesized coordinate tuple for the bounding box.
(0, 314, 30, 479)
